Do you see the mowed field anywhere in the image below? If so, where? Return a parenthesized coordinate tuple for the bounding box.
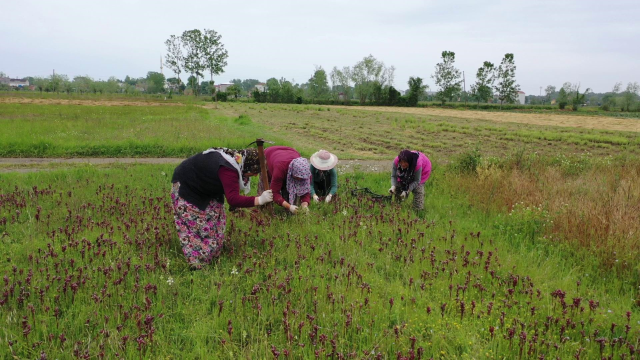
(1, 96, 639, 358)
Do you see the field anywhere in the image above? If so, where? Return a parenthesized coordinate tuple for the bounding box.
(1, 96, 639, 359)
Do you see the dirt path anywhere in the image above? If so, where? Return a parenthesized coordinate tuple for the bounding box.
(0, 97, 184, 107)
(329, 105, 640, 133)
(0, 158, 389, 173)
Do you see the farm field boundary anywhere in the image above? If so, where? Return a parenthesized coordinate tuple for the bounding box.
(329, 104, 640, 132)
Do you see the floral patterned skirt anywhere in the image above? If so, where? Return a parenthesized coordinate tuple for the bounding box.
(171, 182, 226, 269)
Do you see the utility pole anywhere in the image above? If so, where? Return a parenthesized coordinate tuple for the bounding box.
(463, 71, 467, 105)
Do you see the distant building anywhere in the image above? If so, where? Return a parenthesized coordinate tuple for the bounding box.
(517, 91, 525, 105)
(254, 82, 266, 92)
(214, 83, 233, 92)
(0, 77, 29, 88)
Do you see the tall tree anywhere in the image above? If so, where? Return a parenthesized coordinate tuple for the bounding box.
(329, 67, 340, 101)
(146, 71, 166, 93)
(201, 29, 229, 103)
(181, 30, 206, 96)
(334, 66, 352, 104)
(407, 77, 427, 107)
(164, 35, 184, 91)
(266, 77, 281, 103)
(470, 61, 495, 104)
(226, 84, 241, 99)
(307, 66, 330, 102)
(431, 51, 462, 105)
(241, 79, 260, 92)
(621, 82, 639, 112)
(570, 84, 591, 111)
(544, 85, 556, 103)
(493, 53, 520, 108)
(351, 55, 393, 104)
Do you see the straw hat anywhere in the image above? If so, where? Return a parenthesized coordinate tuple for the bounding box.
(309, 150, 338, 171)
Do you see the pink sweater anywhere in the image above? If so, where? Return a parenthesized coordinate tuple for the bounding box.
(393, 151, 432, 187)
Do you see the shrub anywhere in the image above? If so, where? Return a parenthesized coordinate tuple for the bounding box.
(453, 148, 482, 174)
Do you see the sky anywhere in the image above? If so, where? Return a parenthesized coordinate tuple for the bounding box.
(1, 0, 639, 94)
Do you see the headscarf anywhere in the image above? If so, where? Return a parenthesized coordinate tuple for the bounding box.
(286, 157, 311, 204)
(202, 147, 260, 194)
(396, 150, 419, 189)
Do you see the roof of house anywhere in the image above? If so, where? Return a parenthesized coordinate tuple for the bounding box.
(517, 91, 526, 94)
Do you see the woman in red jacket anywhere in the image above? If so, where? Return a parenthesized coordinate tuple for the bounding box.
(261, 146, 311, 214)
(171, 147, 273, 269)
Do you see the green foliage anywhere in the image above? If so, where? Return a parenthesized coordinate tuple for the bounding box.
(453, 147, 482, 174)
(432, 51, 462, 105)
(351, 54, 394, 104)
(493, 53, 520, 107)
(470, 61, 495, 104)
(146, 71, 166, 94)
(307, 66, 330, 101)
(233, 113, 252, 125)
(407, 77, 426, 107)
(557, 88, 568, 110)
(621, 82, 639, 112)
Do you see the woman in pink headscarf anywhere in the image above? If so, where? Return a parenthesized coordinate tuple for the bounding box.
(261, 146, 311, 214)
(389, 149, 432, 210)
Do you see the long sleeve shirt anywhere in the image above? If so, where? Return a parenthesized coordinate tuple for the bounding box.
(391, 151, 432, 192)
(265, 146, 311, 206)
(218, 167, 256, 208)
(172, 151, 255, 210)
(310, 166, 338, 196)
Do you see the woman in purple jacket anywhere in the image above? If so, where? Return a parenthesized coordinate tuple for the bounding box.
(389, 150, 432, 210)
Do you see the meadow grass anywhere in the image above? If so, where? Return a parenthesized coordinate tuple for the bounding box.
(0, 165, 638, 359)
(0, 103, 288, 157)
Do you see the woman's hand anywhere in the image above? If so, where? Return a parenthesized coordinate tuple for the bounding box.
(389, 186, 396, 194)
(256, 190, 273, 205)
(400, 191, 408, 199)
(325, 194, 332, 203)
(313, 194, 320, 202)
(288, 205, 299, 214)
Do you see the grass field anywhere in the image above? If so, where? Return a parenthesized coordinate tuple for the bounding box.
(1, 100, 639, 161)
(1, 97, 639, 358)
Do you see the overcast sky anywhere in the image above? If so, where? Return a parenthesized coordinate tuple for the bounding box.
(2, 0, 638, 94)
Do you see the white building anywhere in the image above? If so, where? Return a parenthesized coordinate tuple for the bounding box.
(254, 82, 266, 92)
(517, 91, 526, 105)
(0, 78, 29, 88)
(214, 83, 233, 92)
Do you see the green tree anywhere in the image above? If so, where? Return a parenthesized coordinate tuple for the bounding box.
(569, 84, 591, 111)
(621, 82, 639, 111)
(407, 77, 427, 107)
(351, 55, 394, 104)
(557, 88, 568, 109)
(431, 51, 462, 105)
(266, 77, 281, 103)
(33, 77, 49, 93)
(48, 73, 67, 93)
(73, 76, 93, 94)
(241, 79, 260, 92)
(227, 84, 241, 99)
(544, 85, 556, 103)
(181, 30, 206, 96)
(307, 66, 330, 102)
(280, 78, 296, 103)
(333, 66, 352, 104)
(146, 72, 166, 93)
(201, 28, 229, 102)
(493, 53, 520, 108)
(164, 35, 185, 92)
(470, 61, 495, 104)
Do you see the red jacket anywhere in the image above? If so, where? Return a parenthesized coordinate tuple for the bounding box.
(265, 146, 311, 206)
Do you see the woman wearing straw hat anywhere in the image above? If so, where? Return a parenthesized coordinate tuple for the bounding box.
(309, 150, 339, 203)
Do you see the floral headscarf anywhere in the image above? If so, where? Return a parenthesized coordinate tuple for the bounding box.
(202, 147, 261, 194)
(286, 157, 311, 204)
